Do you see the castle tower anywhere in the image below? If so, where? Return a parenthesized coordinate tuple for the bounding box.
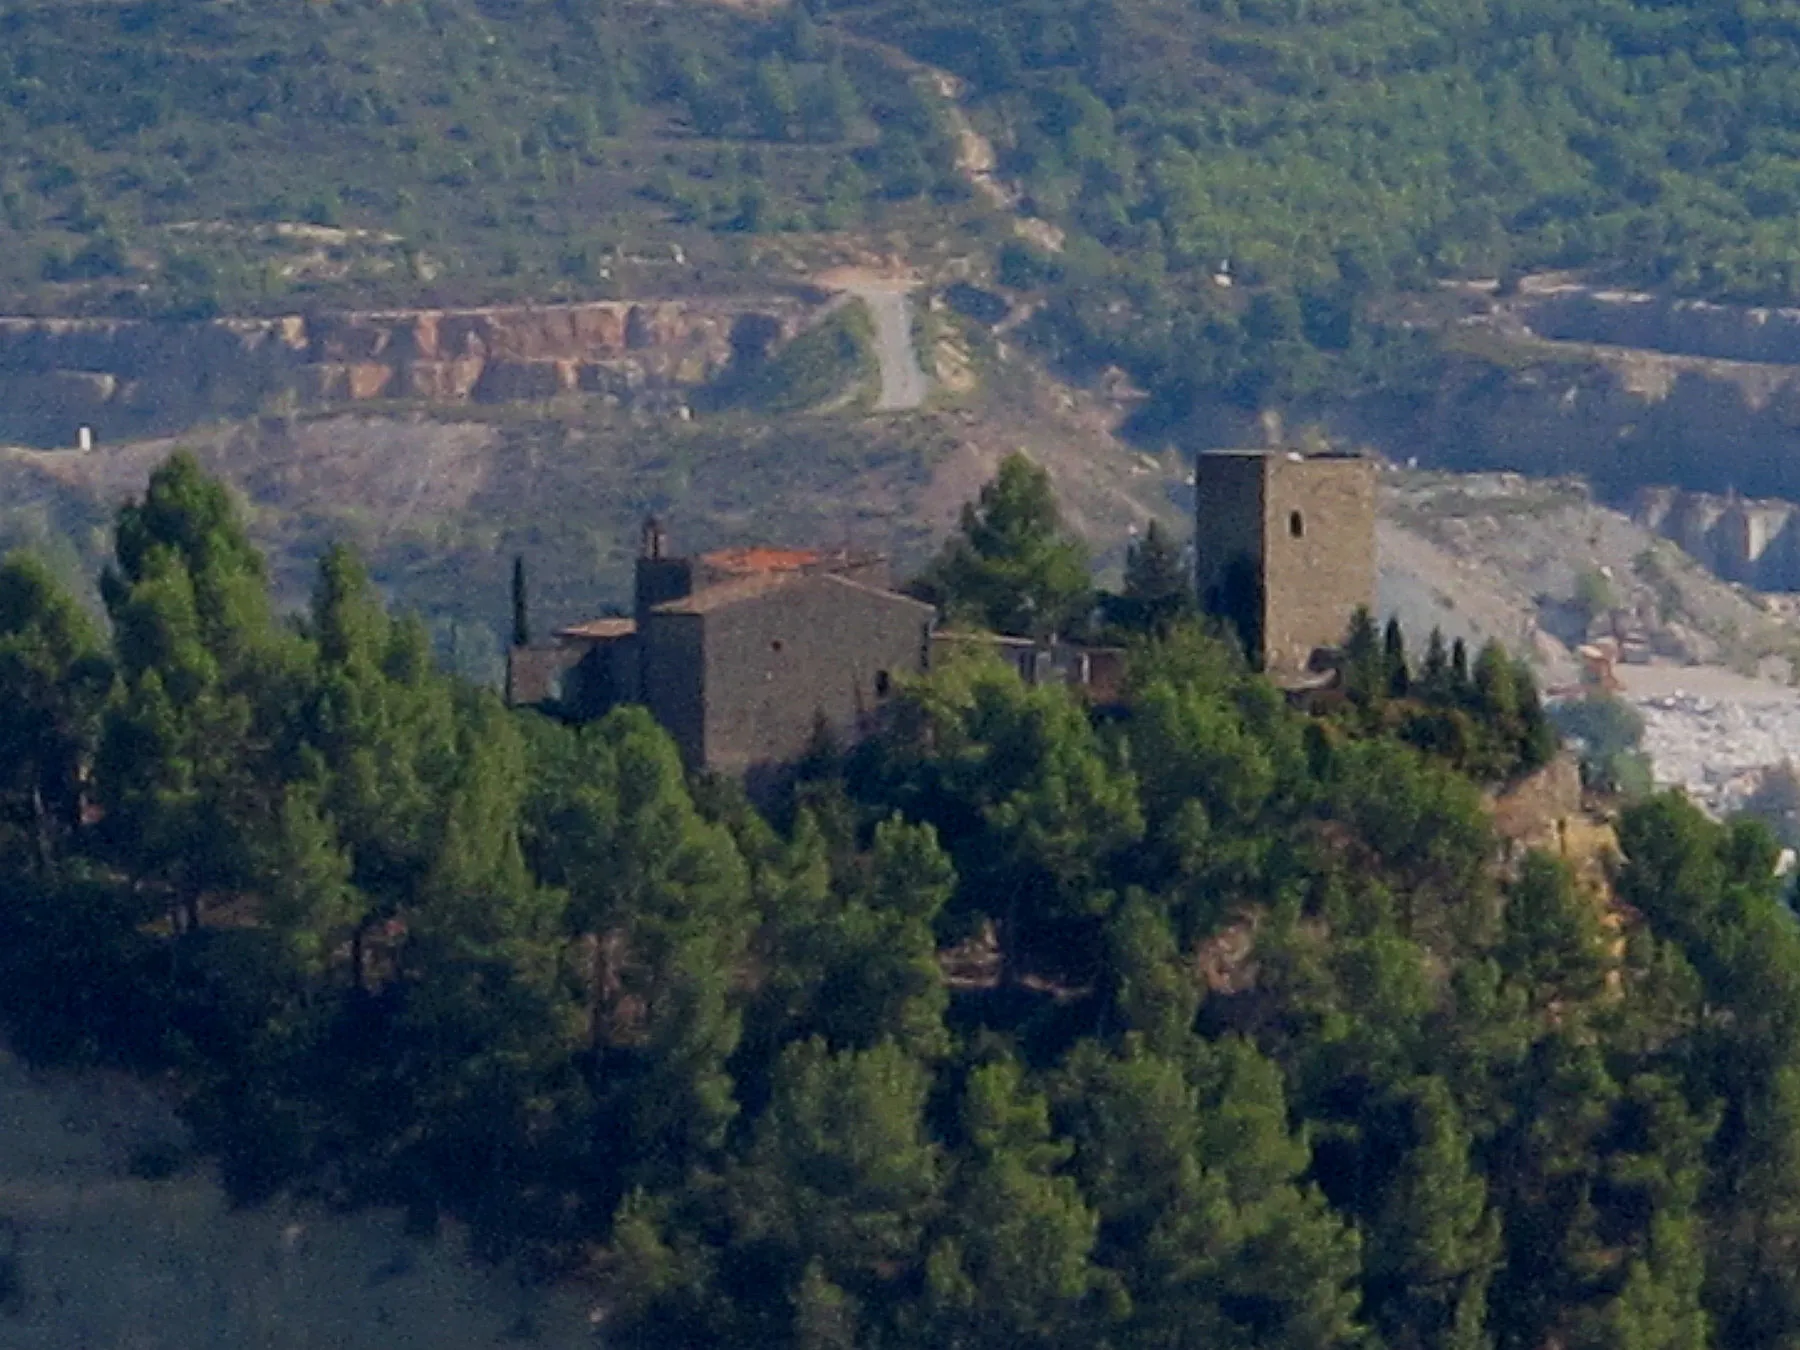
(1193, 449, 1375, 679)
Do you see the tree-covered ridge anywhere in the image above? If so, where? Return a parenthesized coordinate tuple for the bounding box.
(4, 453, 1800, 1349)
(850, 0, 1800, 297)
(0, 0, 960, 315)
(835, 0, 1800, 420)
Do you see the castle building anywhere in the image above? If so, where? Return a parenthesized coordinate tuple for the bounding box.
(1193, 449, 1375, 680)
(508, 523, 935, 782)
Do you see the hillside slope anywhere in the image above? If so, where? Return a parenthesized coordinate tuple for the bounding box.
(0, 1048, 593, 1347)
(0, 0, 972, 317)
(0, 350, 1188, 678)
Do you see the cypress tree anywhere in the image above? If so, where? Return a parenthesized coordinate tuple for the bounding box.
(1384, 617, 1410, 698)
(1421, 627, 1450, 701)
(1343, 606, 1383, 705)
(1450, 637, 1471, 702)
(511, 554, 531, 648)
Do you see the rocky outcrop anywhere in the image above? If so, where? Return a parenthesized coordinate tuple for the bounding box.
(1389, 348, 1800, 504)
(1171, 284, 1800, 520)
(0, 298, 808, 445)
(1519, 284, 1800, 366)
(1631, 485, 1800, 591)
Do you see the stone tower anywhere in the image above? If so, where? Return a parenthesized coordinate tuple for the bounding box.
(1193, 449, 1375, 679)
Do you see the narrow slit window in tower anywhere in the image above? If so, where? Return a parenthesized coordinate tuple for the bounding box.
(1289, 510, 1305, 539)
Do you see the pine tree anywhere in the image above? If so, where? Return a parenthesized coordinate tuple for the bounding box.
(914, 454, 1093, 639)
(730, 1038, 943, 1301)
(802, 53, 860, 142)
(525, 706, 754, 1194)
(752, 56, 800, 140)
(104, 450, 275, 674)
(390, 701, 582, 1228)
(1104, 892, 1200, 1054)
(1360, 1078, 1500, 1350)
(259, 783, 361, 984)
(1472, 642, 1520, 772)
(926, 1057, 1100, 1349)
(1058, 1039, 1363, 1350)
(0, 553, 111, 867)
(1111, 520, 1194, 637)
(1498, 852, 1609, 1017)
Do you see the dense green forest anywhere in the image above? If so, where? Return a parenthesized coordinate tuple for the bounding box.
(6, 451, 1800, 1349)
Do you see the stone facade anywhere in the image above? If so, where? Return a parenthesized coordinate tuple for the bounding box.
(1195, 450, 1376, 679)
(682, 574, 934, 779)
(511, 527, 1126, 786)
(511, 535, 931, 783)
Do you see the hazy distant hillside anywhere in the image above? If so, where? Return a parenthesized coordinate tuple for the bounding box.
(829, 0, 1800, 429)
(0, 0, 968, 317)
(12, 0, 1800, 438)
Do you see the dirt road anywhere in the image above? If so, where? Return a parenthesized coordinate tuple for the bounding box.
(815, 269, 931, 411)
(855, 284, 930, 411)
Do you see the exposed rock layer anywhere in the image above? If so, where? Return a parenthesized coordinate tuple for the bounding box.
(0, 298, 807, 444)
(1631, 486, 1800, 591)
(1520, 285, 1800, 366)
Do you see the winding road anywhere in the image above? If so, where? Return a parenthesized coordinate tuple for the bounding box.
(807, 46, 1063, 412)
(852, 283, 930, 412)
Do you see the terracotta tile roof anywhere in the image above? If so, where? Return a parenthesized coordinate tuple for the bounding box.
(652, 569, 932, 618)
(653, 570, 803, 614)
(555, 617, 637, 640)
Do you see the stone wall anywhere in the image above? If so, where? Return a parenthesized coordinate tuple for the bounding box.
(699, 574, 933, 779)
(1260, 455, 1376, 677)
(639, 612, 707, 769)
(1193, 451, 1269, 659)
(0, 297, 810, 445)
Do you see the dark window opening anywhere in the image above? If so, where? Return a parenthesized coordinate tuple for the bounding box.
(770, 639, 784, 653)
(875, 670, 891, 697)
(1289, 510, 1305, 538)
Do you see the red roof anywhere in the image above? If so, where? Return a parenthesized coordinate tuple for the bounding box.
(653, 571, 804, 614)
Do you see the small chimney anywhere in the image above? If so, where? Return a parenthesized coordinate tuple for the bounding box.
(641, 516, 667, 560)
(76, 425, 93, 452)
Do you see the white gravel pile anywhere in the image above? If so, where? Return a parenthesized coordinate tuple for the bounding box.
(1636, 691, 1800, 816)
